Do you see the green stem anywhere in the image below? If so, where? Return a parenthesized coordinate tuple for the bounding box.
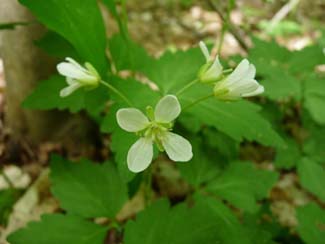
(120, 0, 129, 38)
(144, 166, 153, 206)
(108, 220, 122, 232)
(223, 68, 232, 74)
(100, 80, 133, 106)
(215, 0, 234, 54)
(176, 79, 199, 96)
(182, 93, 214, 111)
(217, 25, 226, 54)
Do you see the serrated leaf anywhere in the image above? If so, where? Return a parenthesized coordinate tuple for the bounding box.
(202, 128, 239, 161)
(297, 203, 325, 244)
(250, 38, 291, 67)
(19, 0, 108, 73)
(22, 75, 109, 113)
(298, 158, 325, 202)
(124, 197, 251, 244)
(304, 75, 325, 125)
(182, 97, 284, 148)
(249, 38, 324, 102)
(243, 210, 277, 244)
(7, 214, 108, 244)
(108, 34, 154, 73)
(289, 45, 324, 74)
(249, 38, 301, 100)
(36, 31, 79, 59)
(275, 138, 301, 169)
(50, 155, 128, 218)
(178, 138, 220, 187)
(303, 121, 325, 164)
(206, 161, 279, 213)
(144, 47, 204, 94)
(260, 68, 301, 100)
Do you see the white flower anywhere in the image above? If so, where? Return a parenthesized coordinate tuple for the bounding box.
(213, 59, 264, 100)
(116, 95, 193, 173)
(57, 57, 100, 97)
(198, 41, 223, 83)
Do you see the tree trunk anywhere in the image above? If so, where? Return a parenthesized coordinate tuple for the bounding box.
(0, 0, 97, 157)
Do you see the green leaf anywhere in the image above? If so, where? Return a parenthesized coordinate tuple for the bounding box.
(206, 161, 279, 213)
(303, 123, 325, 164)
(243, 210, 277, 244)
(124, 197, 251, 244)
(297, 203, 325, 244)
(182, 97, 284, 148)
(0, 189, 21, 225)
(260, 68, 301, 100)
(108, 34, 154, 73)
(178, 138, 220, 187)
(50, 155, 128, 218)
(19, 0, 108, 73)
(304, 75, 325, 125)
(249, 38, 291, 68)
(249, 38, 324, 101)
(36, 31, 79, 59)
(144, 47, 205, 94)
(289, 45, 324, 74)
(202, 128, 239, 161)
(297, 158, 325, 202)
(249, 38, 301, 100)
(275, 138, 301, 169)
(7, 214, 108, 244)
(102, 0, 118, 19)
(22, 76, 109, 113)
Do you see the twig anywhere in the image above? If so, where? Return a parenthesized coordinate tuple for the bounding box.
(269, 0, 300, 28)
(206, 0, 249, 52)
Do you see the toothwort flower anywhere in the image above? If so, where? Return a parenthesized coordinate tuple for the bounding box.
(57, 57, 100, 97)
(116, 95, 193, 173)
(198, 41, 223, 83)
(213, 59, 264, 100)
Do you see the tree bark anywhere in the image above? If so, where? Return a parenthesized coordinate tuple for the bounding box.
(0, 0, 97, 156)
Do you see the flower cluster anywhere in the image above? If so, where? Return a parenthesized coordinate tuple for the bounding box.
(56, 41, 264, 173)
(198, 41, 264, 100)
(116, 95, 192, 172)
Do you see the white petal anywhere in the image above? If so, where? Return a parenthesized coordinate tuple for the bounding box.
(116, 108, 149, 132)
(226, 59, 250, 85)
(242, 85, 264, 97)
(230, 79, 260, 95)
(65, 57, 87, 72)
(59, 83, 82, 97)
(57, 62, 94, 81)
(246, 64, 256, 79)
(199, 41, 210, 61)
(127, 138, 153, 173)
(66, 77, 78, 86)
(162, 132, 193, 162)
(203, 56, 223, 80)
(154, 95, 181, 123)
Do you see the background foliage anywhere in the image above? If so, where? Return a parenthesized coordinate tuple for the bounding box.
(1, 0, 325, 243)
